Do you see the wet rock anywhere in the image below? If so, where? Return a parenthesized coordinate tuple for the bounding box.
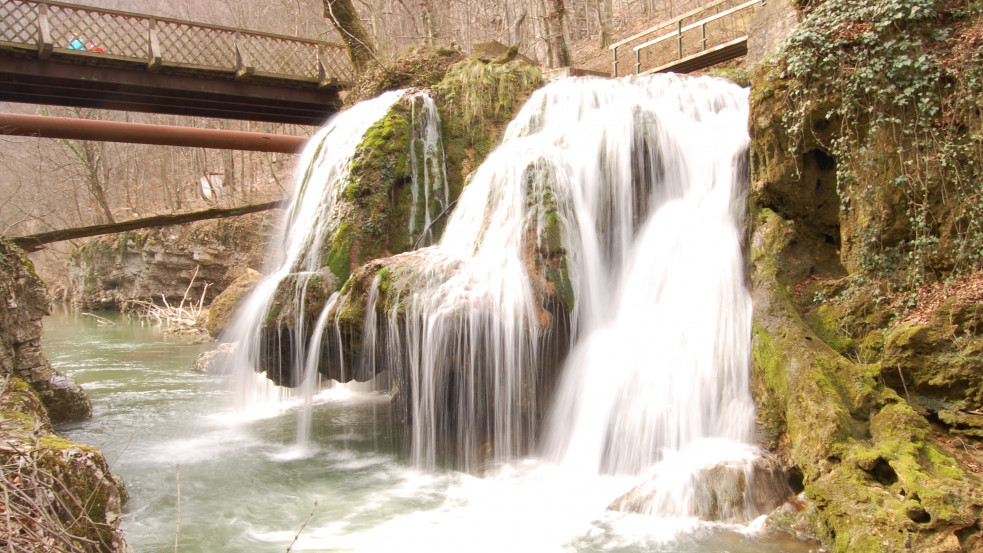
(609, 455, 793, 523)
(192, 342, 237, 374)
(205, 268, 264, 337)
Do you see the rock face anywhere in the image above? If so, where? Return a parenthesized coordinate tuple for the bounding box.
(0, 241, 90, 423)
(68, 212, 274, 310)
(750, 211, 983, 552)
(0, 240, 127, 552)
(748, 1, 983, 550)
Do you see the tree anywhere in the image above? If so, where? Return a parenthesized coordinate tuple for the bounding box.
(322, 0, 378, 74)
(541, 0, 571, 68)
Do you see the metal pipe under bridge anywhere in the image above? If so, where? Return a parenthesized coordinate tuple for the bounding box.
(0, 0, 353, 125)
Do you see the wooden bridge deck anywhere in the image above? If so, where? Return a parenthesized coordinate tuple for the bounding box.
(0, 0, 354, 125)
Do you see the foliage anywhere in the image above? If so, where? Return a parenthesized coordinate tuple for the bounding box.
(777, 0, 983, 290)
(343, 47, 466, 107)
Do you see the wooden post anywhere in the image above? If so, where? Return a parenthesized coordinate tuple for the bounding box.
(635, 48, 640, 75)
(317, 45, 336, 88)
(234, 32, 254, 79)
(147, 18, 162, 70)
(612, 46, 618, 77)
(677, 20, 683, 59)
(701, 23, 707, 50)
(37, 3, 53, 60)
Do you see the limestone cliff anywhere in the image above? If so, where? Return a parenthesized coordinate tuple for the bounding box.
(0, 241, 89, 423)
(0, 240, 127, 552)
(748, 0, 983, 550)
(68, 212, 275, 310)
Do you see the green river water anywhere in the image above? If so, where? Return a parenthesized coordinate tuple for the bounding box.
(46, 307, 815, 553)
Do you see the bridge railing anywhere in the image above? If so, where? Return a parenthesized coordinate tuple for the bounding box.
(0, 0, 354, 85)
(610, 0, 762, 77)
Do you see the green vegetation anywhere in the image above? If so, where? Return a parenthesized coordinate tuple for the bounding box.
(773, 0, 983, 290)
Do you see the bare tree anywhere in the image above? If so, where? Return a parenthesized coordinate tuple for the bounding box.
(323, 0, 378, 73)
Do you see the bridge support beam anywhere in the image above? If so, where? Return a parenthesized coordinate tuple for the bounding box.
(0, 113, 307, 153)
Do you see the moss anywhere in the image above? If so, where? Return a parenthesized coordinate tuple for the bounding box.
(705, 67, 751, 87)
(435, 58, 543, 198)
(805, 304, 855, 355)
(326, 222, 355, 283)
(751, 209, 983, 552)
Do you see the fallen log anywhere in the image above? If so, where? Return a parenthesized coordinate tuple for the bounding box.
(8, 200, 282, 252)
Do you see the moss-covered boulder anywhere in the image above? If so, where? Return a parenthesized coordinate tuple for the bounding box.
(205, 268, 263, 338)
(0, 375, 128, 553)
(751, 209, 983, 553)
(257, 53, 545, 388)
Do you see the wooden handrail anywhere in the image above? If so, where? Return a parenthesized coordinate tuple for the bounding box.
(612, 0, 761, 76)
(14, 0, 345, 49)
(632, 0, 760, 52)
(609, 0, 733, 50)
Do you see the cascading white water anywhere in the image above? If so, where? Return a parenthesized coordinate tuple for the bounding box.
(222, 89, 446, 434)
(228, 74, 760, 522)
(350, 74, 755, 486)
(533, 76, 755, 479)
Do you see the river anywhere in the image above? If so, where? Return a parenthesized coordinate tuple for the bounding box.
(45, 307, 815, 553)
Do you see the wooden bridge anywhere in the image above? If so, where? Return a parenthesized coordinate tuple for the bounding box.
(0, 0, 354, 125)
(610, 0, 763, 77)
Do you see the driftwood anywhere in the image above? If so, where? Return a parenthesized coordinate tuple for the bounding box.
(124, 266, 208, 330)
(8, 200, 282, 252)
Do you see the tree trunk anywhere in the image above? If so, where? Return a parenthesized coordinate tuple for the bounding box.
(547, 0, 571, 67)
(596, 0, 612, 48)
(322, 0, 377, 74)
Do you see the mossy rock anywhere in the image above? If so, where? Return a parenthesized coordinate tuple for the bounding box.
(751, 209, 983, 552)
(1, 376, 128, 552)
(206, 268, 263, 337)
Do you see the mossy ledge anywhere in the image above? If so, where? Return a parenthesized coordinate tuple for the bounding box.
(751, 210, 983, 552)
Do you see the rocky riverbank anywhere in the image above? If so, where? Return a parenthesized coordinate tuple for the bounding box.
(0, 240, 128, 552)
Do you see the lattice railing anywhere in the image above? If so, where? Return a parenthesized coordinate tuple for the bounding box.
(610, 0, 762, 76)
(0, 0, 354, 84)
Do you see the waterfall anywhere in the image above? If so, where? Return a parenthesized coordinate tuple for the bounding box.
(531, 76, 754, 475)
(222, 89, 443, 426)
(227, 74, 758, 514)
(346, 74, 754, 479)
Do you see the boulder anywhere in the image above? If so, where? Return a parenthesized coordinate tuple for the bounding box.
(192, 342, 237, 374)
(205, 268, 264, 338)
(0, 376, 128, 553)
(610, 455, 793, 523)
(471, 40, 538, 66)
